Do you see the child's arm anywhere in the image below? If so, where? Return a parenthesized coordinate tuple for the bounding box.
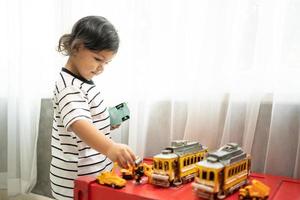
(69, 119, 136, 168)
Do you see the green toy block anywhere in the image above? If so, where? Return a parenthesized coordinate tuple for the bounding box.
(108, 102, 130, 126)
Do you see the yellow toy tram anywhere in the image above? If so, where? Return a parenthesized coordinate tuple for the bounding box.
(192, 143, 251, 200)
(151, 140, 208, 187)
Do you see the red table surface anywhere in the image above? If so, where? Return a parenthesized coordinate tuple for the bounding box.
(74, 161, 300, 200)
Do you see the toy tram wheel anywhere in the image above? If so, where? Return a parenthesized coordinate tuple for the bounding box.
(238, 195, 244, 200)
(111, 184, 116, 188)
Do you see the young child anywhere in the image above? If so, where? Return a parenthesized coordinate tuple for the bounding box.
(50, 16, 136, 200)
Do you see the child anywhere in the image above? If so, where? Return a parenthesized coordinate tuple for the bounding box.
(50, 16, 136, 200)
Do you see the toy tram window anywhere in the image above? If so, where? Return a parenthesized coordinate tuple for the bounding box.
(159, 161, 162, 169)
(183, 159, 186, 166)
(164, 162, 169, 170)
(198, 156, 201, 162)
(154, 161, 157, 169)
(209, 172, 214, 181)
(202, 171, 207, 180)
(229, 169, 232, 177)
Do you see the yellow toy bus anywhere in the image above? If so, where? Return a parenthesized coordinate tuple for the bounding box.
(192, 143, 251, 199)
(151, 140, 208, 187)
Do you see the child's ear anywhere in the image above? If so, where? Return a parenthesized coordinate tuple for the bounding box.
(70, 40, 83, 55)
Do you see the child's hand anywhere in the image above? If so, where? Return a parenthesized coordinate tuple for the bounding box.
(110, 124, 120, 130)
(106, 143, 136, 169)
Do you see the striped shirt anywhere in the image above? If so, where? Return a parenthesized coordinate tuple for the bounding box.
(50, 68, 113, 200)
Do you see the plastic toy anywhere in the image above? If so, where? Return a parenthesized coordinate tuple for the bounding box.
(239, 179, 270, 200)
(151, 140, 208, 187)
(108, 102, 130, 126)
(119, 157, 154, 184)
(142, 162, 153, 183)
(192, 143, 251, 199)
(120, 165, 136, 180)
(96, 163, 126, 188)
(97, 171, 126, 188)
(121, 157, 144, 181)
(134, 163, 144, 183)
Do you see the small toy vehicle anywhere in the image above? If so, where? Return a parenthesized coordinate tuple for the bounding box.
(121, 165, 135, 180)
(109, 102, 130, 126)
(121, 157, 144, 181)
(239, 179, 270, 200)
(97, 171, 126, 188)
(142, 162, 153, 183)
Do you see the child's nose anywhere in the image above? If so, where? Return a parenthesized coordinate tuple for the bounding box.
(97, 65, 103, 72)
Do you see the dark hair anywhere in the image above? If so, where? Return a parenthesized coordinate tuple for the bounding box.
(58, 16, 119, 55)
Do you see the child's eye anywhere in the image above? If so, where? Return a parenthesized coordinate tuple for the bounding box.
(94, 57, 102, 62)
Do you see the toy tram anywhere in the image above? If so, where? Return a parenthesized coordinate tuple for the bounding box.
(192, 143, 251, 200)
(151, 140, 208, 187)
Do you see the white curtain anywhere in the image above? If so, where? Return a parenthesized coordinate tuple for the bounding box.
(1, 0, 63, 196)
(125, 0, 300, 179)
(1, 0, 300, 197)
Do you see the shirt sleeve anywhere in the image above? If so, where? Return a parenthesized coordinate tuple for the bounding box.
(56, 86, 92, 130)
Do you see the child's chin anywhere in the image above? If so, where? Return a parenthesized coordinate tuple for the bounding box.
(87, 74, 95, 79)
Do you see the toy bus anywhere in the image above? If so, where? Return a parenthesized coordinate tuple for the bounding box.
(192, 143, 251, 199)
(151, 140, 208, 187)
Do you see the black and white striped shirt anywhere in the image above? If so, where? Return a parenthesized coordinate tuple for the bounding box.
(50, 68, 112, 200)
